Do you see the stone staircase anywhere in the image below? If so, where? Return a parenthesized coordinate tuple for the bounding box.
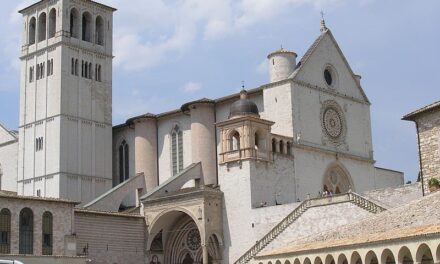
(234, 192, 386, 264)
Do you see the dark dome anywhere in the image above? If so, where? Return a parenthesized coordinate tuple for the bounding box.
(229, 90, 259, 118)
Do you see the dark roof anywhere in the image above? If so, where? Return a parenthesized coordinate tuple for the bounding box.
(402, 100, 440, 121)
(19, 0, 117, 14)
(229, 98, 259, 118)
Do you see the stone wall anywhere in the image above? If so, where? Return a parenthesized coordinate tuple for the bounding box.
(74, 210, 145, 264)
(0, 195, 76, 256)
(0, 136, 18, 192)
(415, 109, 440, 192)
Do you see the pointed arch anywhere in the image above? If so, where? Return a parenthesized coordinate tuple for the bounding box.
(337, 254, 348, 264)
(48, 8, 56, 38)
(171, 125, 184, 176)
(323, 161, 354, 194)
(350, 251, 362, 264)
(365, 251, 378, 264)
(38, 12, 47, 42)
(119, 140, 129, 183)
(381, 249, 396, 264)
(70, 8, 79, 38)
(416, 243, 433, 264)
(29, 17, 36, 44)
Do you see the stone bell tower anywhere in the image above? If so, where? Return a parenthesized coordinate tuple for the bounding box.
(17, 0, 115, 203)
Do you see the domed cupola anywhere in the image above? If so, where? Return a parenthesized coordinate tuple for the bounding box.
(229, 90, 259, 119)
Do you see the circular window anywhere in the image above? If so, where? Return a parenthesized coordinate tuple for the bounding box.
(323, 107, 342, 139)
(324, 69, 333, 86)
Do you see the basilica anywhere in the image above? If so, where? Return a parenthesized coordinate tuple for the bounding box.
(0, 1, 439, 264)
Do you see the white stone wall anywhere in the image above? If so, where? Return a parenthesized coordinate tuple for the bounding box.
(292, 147, 376, 200)
(262, 202, 372, 252)
(0, 125, 18, 192)
(18, 0, 114, 203)
(75, 211, 145, 264)
(374, 167, 404, 190)
(157, 113, 192, 183)
(0, 196, 75, 256)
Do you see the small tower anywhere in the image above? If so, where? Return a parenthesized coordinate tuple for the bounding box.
(17, 0, 116, 203)
(267, 48, 297, 83)
(217, 90, 274, 164)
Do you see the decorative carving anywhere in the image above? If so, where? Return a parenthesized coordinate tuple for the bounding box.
(320, 100, 347, 147)
(187, 229, 201, 251)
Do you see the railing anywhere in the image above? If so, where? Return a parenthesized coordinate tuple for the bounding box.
(234, 192, 386, 264)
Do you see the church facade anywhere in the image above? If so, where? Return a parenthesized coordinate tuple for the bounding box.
(0, 1, 427, 264)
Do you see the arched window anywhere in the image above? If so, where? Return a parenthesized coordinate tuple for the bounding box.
(279, 140, 284, 154)
(48, 8, 56, 38)
(81, 60, 84, 77)
(171, 126, 184, 176)
(42, 212, 53, 255)
(29, 17, 36, 45)
(38, 12, 47, 42)
(95, 16, 104, 45)
(82, 12, 92, 42)
(272, 138, 277, 152)
(71, 58, 75, 75)
(286, 142, 291, 155)
(19, 208, 33, 254)
(119, 140, 129, 183)
(98, 65, 102, 81)
(70, 8, 79, 38)
(0, 208, 11, 254)
(230, 131, 240, 151)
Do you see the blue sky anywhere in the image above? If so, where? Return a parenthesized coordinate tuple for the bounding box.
(0, 0, 439, 182)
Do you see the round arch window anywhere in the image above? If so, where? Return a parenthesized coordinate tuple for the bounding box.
(324, 68, 333, 86)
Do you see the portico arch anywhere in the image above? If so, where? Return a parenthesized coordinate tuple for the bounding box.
(365, 251, 378, 264)
(337, 254, 348, 264)
(325, 254, 335, 264)
(381, 249, 396, 264)
(416, 244, 433, 264)
(315, 257, 323, 264)
(147, 209, 221, 264)
(350, 251, 362, 264)
(398, 246, 413, 264)
(323, 162, 354, 194)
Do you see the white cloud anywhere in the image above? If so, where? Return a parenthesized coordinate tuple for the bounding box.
(100, 0, 350, 72)
(182, 82, 202, 93)
(256, 59, 268, 75)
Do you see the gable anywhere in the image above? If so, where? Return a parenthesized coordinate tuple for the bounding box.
(292, 30, 369, 103)
(0, 123, 17, 145)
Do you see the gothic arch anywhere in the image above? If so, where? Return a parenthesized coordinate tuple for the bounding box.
(171, 124, 184, 175)
(322, 161, 354, 194)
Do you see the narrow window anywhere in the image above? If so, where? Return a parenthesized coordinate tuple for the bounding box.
(286, 142, 291, 155)
(29, 67, 34, 83)
(47, 60, 50, 76)
(272, 138, 277, 152)
(81, 60, 84, 77)
(75, 59, 79, 76)
(71, 58, 75, 75)
(48, 9, 56, 38)
(36, 65, 40, 80)
(19, 208, 33, 254)
(119, 140, 129, 183)
(82, 12, 92, 42)
(0, 209, 11, 254)
(29, 17, 36, 45)
(41, 63, 45, 78)
(95, 64, 98, 80)
(230, 131, 240, 151)
(98, 65, 102, 81)
(42, 212, 53, 255)
(171, 126, 184, 175)
(88, 62, 92, 79)
(70, 8, 79, 38)
(95, 16, 104, 45)
(50, 59, 54, 75)
(38, 12, 47, 42)
(84, 62, 88, 78)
